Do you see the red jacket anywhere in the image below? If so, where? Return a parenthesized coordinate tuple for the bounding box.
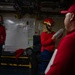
(46, 29, 75, 75)
(0, 25, 6, 44)
(40, 31, 56, 52)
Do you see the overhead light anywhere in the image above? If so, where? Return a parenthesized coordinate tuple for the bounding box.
(0, 5, 15, 11)
(7, 20, 14, 24)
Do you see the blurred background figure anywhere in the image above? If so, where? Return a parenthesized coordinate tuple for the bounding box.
(40, 18, 56, 75)
(0, 15, 6, 57)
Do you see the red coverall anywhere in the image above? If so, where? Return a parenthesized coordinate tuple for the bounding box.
(46, 29, 75, 75)
(40, 31, 56, 74)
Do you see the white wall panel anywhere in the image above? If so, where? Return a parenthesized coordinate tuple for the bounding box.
(4, 16, 35, 51)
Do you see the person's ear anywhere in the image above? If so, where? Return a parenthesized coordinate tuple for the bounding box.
(70, 13, 74, 21)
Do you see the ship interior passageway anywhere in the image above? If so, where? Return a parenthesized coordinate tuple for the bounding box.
(0, 0, 75, 75)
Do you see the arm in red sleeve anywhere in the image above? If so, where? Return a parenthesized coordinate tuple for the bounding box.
(0, 26, 6, 44)
(40, 32, 55, 46)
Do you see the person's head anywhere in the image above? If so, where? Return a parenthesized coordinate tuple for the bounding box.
(43, 18, 54, 32)
(61, 3, 75, 31)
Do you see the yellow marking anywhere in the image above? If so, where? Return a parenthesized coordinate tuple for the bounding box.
(1, 56, 28, 59)
(29, 62, 32, 69)
(1, 63, 31, 68)
(1, 63, 7, 65)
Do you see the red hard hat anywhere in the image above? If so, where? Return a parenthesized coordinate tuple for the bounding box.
(44, 18, 54, 26)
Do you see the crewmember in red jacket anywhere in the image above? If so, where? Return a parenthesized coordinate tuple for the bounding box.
(46, 3, 75, 75)
(0, 15, 6, 56)
(40, 18, 56, 75)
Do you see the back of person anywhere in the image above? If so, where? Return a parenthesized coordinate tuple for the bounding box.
(50, 30, 75, 75)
